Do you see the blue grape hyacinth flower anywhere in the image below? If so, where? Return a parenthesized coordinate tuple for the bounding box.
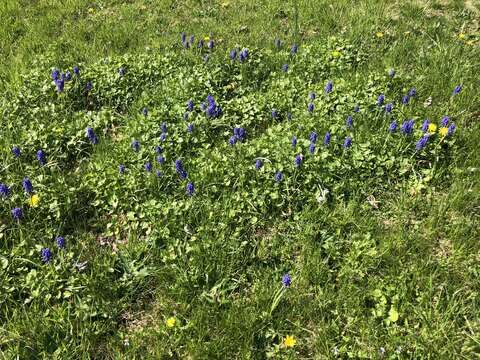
(208, 39, 214, 50)
(37, 150, 46, 166)
(181, 32, 186, 43)
(155, 145, 163, 154)
(408, 88, 417, 97)
(272, 109, 278, 119)
(55, 78, 65, 92)
(161, 122, 167, 133)
(402, 95, 410, 105)
(421, 119, 430, 132)
(308, 103, 314, 113)
(452, 85, 462, 96)
(160, 133, 167, 142)
(385, 103, 393, 113)
(56, 236, 66, 249)
(291, 43, 298, 54)
(86, 127, 98, 144)
(73, 66, 80, 76)
(118, 67, 126, 76)
(189, 35, 195, 44)
(346, 115, 353, 129)
(51, 69, 60, 81)
(156, 170, 162, 177)
(12, 146, 21, 158)
(287, 112, 292, 121)
(41, 248, 52, 263)
(145, 162, 152, 173)
(186, 182, 195, 196)
(343, 136, 352, 148)
(389, 120, 398, 133)
(157, 155, 165, 165)
(389, 68, 395, 78)
(197, 39, 204, 48)
(255, 159, 263, 170)
(323, 132, 331, 146)
(0, 184, 10, 198)
(282, 273, 291, 287)
(229, 136, 237, 146)
(229, 49, 237, 59)
(377, 94, 385, 107)
(325, 80, 333, 94)
(175, 159, 188, 180)
(282, 64, 289, 72)
(142, 107, 148, 117)
(274, 171, 283, 182)
(86, 81, 93, 91)
(187, 100, 194, 111)
(187, 123, 194, 133)
(309, 142, 315, 154)
(400, 120, 414, 135)
(310, 131, 317, 144)
(447, 124, 456, 136)
(294, 154, 302, 167)
(131, 140, 140, 152)
(441, 116, 449, 127)
(119, 164, 125, 174)
(353, 104, 360, 113)
(292, 135, 297, 148)
(416, 134, 429, 150)
(22, 177, 33, 193)
(309, 92, 316, 101)
(12, 207, 22, 220)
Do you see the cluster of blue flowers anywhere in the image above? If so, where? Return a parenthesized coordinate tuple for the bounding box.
(181, 32, 212, 50)
(51, 66, 82, 92)
(201, 95, 222, 118)
(175, 159, 188, 180)
(229, 127, 246, 145)
(229, 48, 249, 63)
(86, 127, 99, 144)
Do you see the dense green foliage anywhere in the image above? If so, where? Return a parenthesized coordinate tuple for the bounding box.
(1, 0, 479, 358)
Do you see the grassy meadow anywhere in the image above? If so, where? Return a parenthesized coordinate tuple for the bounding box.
(1, 0, 479, 358)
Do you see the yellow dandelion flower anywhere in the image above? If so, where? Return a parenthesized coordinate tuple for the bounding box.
(428, 123, 437, 134)
(458, 33, 466, 40)
(27, 194, 40, 207)
(283, 335, 296, 348)
(166, 317, 176, 328)
(375, 32, 384, 38)
(331, 50, 342, 58)
(203, 36, 210, 42)
(439, 127, 448, 137)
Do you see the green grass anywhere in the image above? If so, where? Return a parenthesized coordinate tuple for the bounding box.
(1, 0, 479, 358)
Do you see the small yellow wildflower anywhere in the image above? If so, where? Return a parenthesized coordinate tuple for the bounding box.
(27, 194, 40, 207)
(283, 335, 296, 348)
(203, 36, 210, 42)
(166, 317, 176, 328)
(466, 40, 475, 46)
(88, 7, 96, 14)
(375, 32, 384, 38)
(439, 127, 448, 137)
(428, 123, 437, 134)
(458, 33, 466, 40)
(331, 50, 342, 58)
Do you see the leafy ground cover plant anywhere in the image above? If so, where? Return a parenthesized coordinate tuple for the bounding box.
(0, 1, 479, 358)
